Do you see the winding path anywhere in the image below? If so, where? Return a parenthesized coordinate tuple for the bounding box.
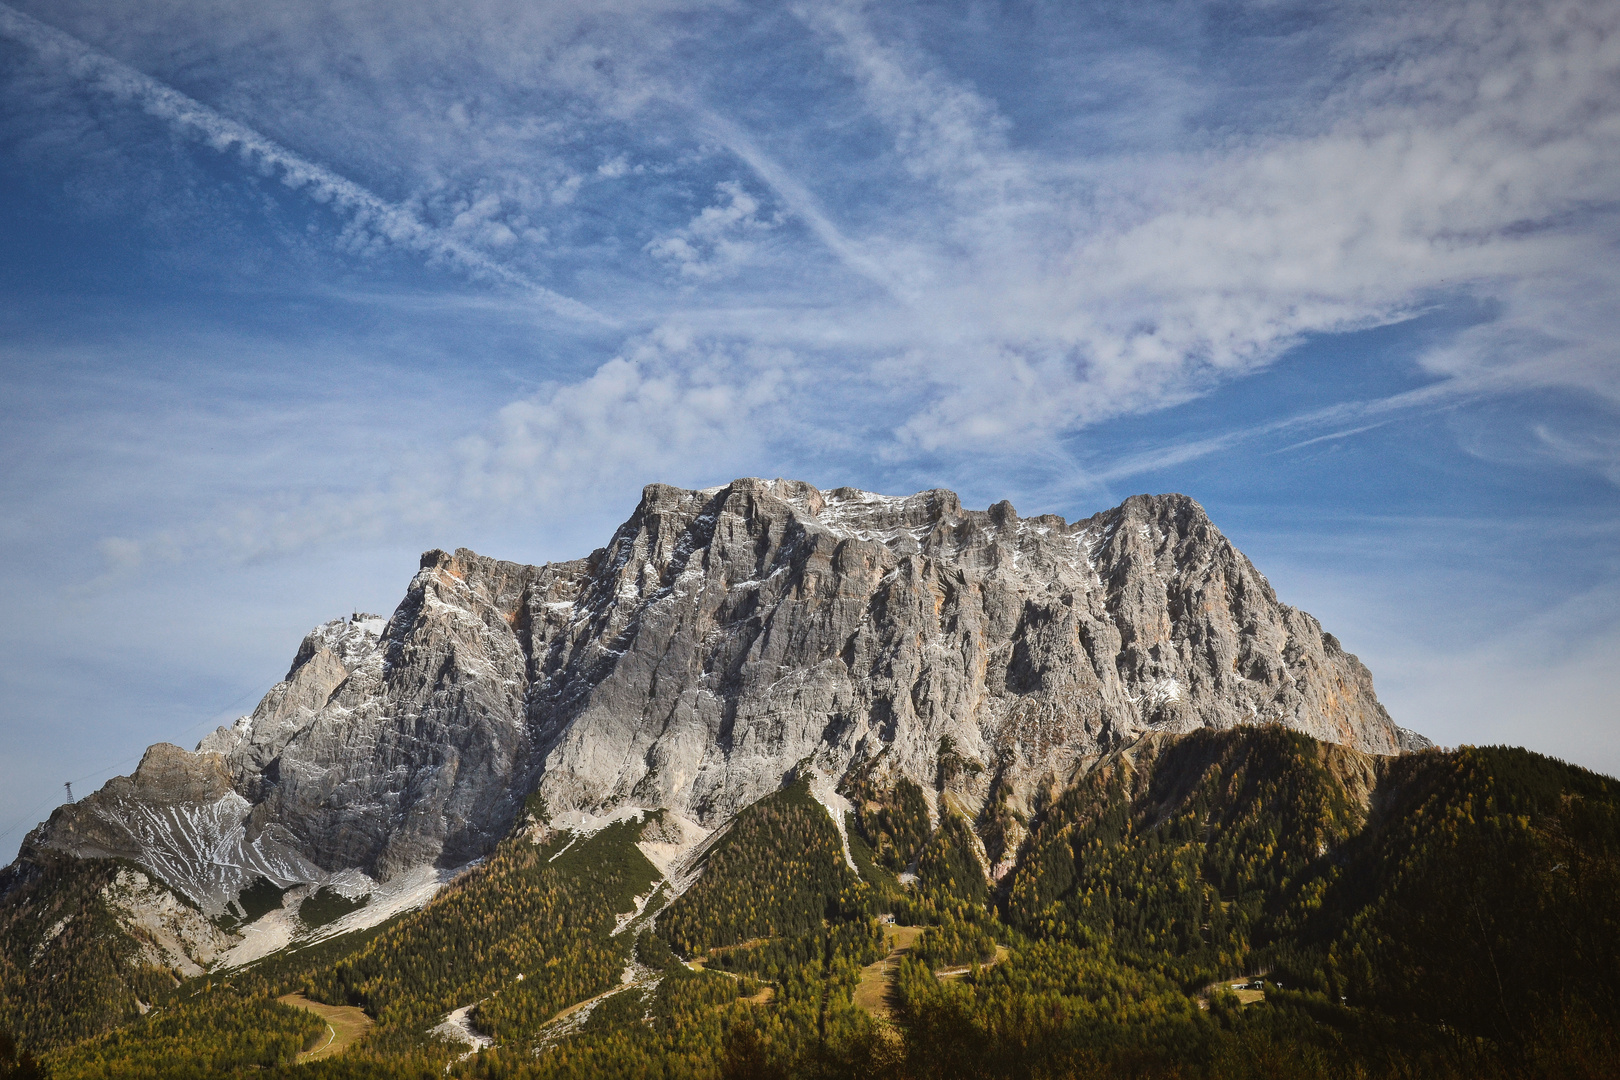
(277, 993, 373, 1061)
(852, 925, 921, 1018)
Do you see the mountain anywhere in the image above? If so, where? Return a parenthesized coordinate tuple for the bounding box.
(9, 482, 1413, 917)
(18, 480, 1613, 1080)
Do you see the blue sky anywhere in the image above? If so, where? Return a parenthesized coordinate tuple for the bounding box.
(2, 0, 1618, 859)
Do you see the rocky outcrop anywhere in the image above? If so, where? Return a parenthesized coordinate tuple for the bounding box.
(100, 867, 233, 977)
(26, 743, 322, 914)
(13, 479, 1425, 930)
(523, 480, 1421, 869)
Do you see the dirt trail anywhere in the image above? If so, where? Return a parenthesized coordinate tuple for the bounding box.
(539, 941, 781, 1045)
(545, 980, 642, 1028)
(686, 936, 775, 972)
(936, 944, 1010, 980)
(277, 993, 373, 1061)
(853, 925, 922, 1018)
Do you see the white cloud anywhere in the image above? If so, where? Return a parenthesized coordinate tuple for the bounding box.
(748, 0, 1620, 467)
(646, 181, 779, 280)
(96, 536, 146, 570)
(8, 0, 1620, 554)
(56, 325, 801, 573)
(0, 2, 606, 323)
(456, 327, 795, 504)
(795, 1, 1017, 199)
(1327, 574, 1620, 777)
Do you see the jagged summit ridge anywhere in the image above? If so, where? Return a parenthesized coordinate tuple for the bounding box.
(20, 478, 1424, 932)
(526, 480, 1421, 869)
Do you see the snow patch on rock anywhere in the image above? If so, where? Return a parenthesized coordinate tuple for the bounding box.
(53, 786, 326, 916)
(294, 862, 457, 950)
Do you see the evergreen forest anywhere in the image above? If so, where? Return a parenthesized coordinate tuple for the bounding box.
(2, 728, 1617, 1079)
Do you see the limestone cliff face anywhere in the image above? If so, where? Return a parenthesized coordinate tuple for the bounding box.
(522, 480, 1421, 869)
(16, 479, 1424, 921)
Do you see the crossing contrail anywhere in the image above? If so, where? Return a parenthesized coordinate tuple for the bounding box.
(0, 3, 609, 325)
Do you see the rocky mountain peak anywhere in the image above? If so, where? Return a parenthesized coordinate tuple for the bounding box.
(17, 478, 1424, 939)
(526, 481, 1418, 869)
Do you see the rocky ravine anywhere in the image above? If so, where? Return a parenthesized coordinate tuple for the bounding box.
(9, 479, 1426, 968)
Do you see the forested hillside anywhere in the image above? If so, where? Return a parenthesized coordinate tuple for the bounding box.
(0, 854, 176, 1049)
(660, 778, 860, 955)
(305, 815, 662, 1048)
(3, 728, 1617, 1078)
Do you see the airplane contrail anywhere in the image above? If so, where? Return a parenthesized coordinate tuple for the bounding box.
(0, 3, 610, 325)
(695, 109, 908, 305)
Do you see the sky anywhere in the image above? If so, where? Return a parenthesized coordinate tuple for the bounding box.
(1, 0, 1617, 861)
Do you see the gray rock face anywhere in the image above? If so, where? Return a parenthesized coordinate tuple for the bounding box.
(27, 742, 324, 915)
(20, 479, 1425, 914)
(523, 481, 1421, 869)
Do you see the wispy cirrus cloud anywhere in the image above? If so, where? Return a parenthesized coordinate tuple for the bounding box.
(787, 0, 1620, 462)
(0, 2, 607, 323)
(2, 0, 1618, 550)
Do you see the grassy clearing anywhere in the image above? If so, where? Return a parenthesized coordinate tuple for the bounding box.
(853, 925, 923, 1017)
(276, 993, 372, 1060)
